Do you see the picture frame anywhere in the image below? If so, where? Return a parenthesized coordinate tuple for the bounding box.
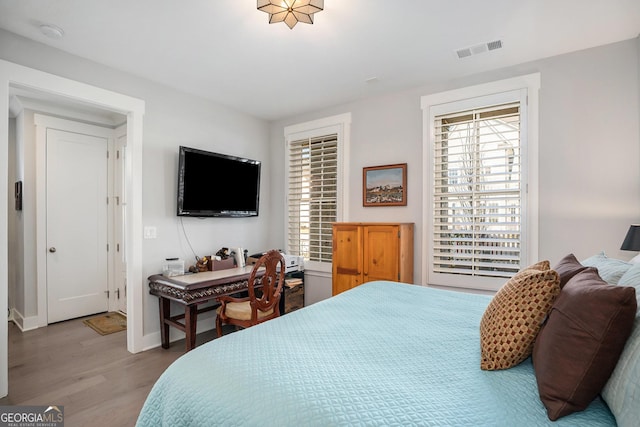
(15, 181, 22, 211)
(363, 163, 407, 207)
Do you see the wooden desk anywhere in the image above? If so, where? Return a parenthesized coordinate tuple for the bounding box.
(148, 266, 264, 352)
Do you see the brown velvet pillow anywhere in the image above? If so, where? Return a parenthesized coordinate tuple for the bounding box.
(532, 267, 637, 421)
(552, 253, 588, 288)
(479, 261, 561, 370)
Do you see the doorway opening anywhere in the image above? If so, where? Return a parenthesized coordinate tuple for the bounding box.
(0, 59, 146, 398)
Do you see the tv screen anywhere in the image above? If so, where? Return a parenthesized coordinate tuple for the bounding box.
(177, 146, 261, 217)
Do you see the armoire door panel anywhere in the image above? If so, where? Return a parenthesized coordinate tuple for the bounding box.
(332, 223, 413, 295)
(364, 225, 400, 282)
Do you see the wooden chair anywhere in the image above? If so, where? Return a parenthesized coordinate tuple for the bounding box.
(215, 249, 285, 337)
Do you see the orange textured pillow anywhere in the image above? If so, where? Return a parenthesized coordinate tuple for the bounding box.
(480, 261, 561, 370)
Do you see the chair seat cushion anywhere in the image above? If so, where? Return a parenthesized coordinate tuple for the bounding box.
(217, 301, 274, 321)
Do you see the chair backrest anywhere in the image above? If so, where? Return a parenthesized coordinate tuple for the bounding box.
(248, 250, 285, 315)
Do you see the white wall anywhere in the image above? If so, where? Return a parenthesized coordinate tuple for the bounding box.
(15, 110, 37, 319)
(536, 38, 639, 264)
(270, 37, 640, 298)
(7, 117, 17, 318)
(0, 29, 272, 338)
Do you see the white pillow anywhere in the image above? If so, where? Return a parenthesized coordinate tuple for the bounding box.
(601, 263, 640, 427)
(581, 251, 632, 284)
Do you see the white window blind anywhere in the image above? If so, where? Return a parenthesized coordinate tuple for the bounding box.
(433, 102, 522, 279)
(287, 134, 338, 263)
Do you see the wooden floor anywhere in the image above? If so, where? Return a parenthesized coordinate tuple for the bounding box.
(0, 315, 222, 426)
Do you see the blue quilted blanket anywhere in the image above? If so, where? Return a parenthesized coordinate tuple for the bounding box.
(137, 281, 616, 426)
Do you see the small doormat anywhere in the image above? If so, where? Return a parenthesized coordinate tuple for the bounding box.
(83, 312, 127, 336)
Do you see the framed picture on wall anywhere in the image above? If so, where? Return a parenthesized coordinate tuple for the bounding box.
(363, 163, 407, 207)
(15, 181, 22, 211)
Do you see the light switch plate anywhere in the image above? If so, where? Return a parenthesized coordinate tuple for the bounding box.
(143, 226, 157, 239)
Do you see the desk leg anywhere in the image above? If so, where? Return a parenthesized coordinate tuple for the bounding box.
(185, 304, 198, 352)
(159, 297, 170, 349)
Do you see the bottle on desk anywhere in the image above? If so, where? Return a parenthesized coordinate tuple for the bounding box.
(233, 248, 245, 268)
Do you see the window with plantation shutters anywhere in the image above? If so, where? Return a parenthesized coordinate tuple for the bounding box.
(433, 103, 522, 280)
(287, 135, 337, 263)
(422, 75, 539, 291)
(285, 113, 350, 273)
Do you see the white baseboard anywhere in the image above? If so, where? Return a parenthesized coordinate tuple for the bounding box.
(11, 309, 40, 332)
(141, 332, 161, 351)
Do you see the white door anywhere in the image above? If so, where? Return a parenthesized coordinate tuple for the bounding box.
(47, 128, 110, 323)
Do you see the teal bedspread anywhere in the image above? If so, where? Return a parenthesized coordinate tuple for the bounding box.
(137, 281, 616, 426)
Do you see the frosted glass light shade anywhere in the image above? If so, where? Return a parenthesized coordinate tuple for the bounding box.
(257, 0, 324, 29)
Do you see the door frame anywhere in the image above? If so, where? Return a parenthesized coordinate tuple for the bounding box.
(113, 124, 128, 314)
(0, 59, 145, 398)
(34, 115, 116, 325)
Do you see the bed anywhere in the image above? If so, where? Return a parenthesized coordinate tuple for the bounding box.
(136, 280, 622, 426)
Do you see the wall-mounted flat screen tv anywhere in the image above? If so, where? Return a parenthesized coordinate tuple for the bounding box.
(177, 146, 261, 217)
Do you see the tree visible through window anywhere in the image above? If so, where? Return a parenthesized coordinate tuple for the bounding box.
(433, 103, 522, 279)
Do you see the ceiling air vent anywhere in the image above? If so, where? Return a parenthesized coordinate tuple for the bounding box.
(456, 48, 472, 59)
(456, 39, 503, 59)
(486, 40, 503, 51)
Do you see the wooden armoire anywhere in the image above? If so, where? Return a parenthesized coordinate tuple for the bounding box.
(332, 223, 414, 295)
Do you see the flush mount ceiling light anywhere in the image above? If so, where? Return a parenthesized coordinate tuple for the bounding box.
(257, 0, 324, 29)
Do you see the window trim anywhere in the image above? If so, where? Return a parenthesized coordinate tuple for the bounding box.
(284, 113, 351, 273)
(421, 74, 540, 291)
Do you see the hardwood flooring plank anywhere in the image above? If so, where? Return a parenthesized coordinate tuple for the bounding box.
(67, 385, 152, 427)
(1, 316, 236, 425)
(18, 375, 107, 406)
(1, 318, 193, 425)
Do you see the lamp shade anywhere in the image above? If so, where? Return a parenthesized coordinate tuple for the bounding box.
(620, 225, 640, 251)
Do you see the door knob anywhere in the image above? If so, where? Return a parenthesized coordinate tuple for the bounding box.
(49, 247, 57, 253)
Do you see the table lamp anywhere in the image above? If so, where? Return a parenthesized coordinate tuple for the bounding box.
(620, 224, 640, 263)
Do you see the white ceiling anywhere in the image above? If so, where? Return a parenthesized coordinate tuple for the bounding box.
(0, 0, 639, 121)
